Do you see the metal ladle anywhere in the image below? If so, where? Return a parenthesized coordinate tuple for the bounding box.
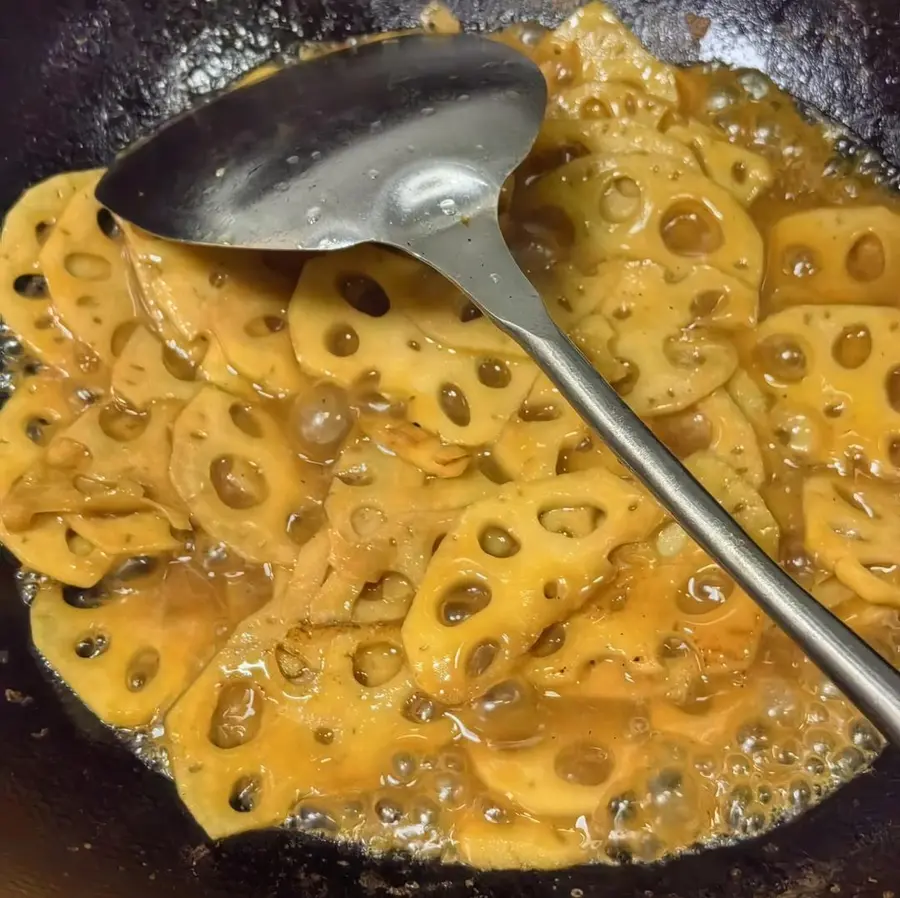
(97, 33, 900, 742)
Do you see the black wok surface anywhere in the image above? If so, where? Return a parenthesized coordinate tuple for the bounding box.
(1, 1, 899, 895)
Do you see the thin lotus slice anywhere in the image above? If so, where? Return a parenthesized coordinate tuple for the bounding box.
(164, 539, 454, 838)
(522, 451, 778, 696)
(565, 262, 757, 416)
(64, 510, 183, 556)
(198, 336, 260, 401)
(466, 701, 667, 817)
(540, 4, 678, 103)
(357, 414, 471, 479)
(0, 399, 189, 533)
(401, 468, 664, 703)
(289, 247, 537, 445)
(745, 304, 900, 477)
(31, 557, 269, 728)
(206, 279, 308, 398)
(763, 206, 900, 308)
(322, 436, 497, 607)
(0, 373, 77, 495)
(0, 514, 113, 587)
(519, 154, 763, 288)
(491, 368, 624, 482)
(0, 170, 98, 370)
(170, 386, 327, 565)
(122, 225, 212, 342)
(529, 119, 699, 178)
(548, 82, 673, 129)
(803, 474, 900, 607)
(111, 324, 202, 409)
(650, 388, 765, 486)
(40, 176, 137, 363)
(664, 120, 774, 206)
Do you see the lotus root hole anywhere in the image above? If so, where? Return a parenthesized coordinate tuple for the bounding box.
(13, 274, 48, 298)
(467, 640, 500, 678)
(229, 774, 261, 813)
(753, 335, 808, 384)
(74, 632, 109, 659)
(96, 207, 121, 240)
(477, 358, 511, 389)
(229, 402, 264, 438)
(325, 324, 359, 357)
(598, 176, 641, 223)
(660, 200, 724, 257)
(209, 681, 264, 749)
(248, 316, 288, 341)
(439, 383, 471, 427)
(478, 525, 520, 558)
(652, 410, 713, 459)
(126, 647, 161, 692)
(110, 320, 139, 357)
(781, 245, 818, 279)
(350, 504, 387, 537)
(64, 252, 112, 281)
(352, 640, 404, 687)
(555, 741, 613, 786)
(531, 623, 566, 657)
(846, 233, 885, 282)
(885, 366, 900, 413)
(538, 504, 605, 538)
(337, 273, 391, 317)
(210, 455, 270, 510)
(439, 581, 492, 626)
(831, 324, 872, 369)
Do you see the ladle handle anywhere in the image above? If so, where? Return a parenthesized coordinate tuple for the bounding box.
(406, 215, 900, 747)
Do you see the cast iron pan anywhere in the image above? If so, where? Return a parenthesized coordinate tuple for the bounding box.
(1, 1, 900, 895)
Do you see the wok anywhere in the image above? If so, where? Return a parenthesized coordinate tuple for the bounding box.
(1, 0, 899, 896)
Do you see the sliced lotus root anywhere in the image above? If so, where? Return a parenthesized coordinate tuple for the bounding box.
(170, 386, 325, 565)
(0, 374, 76, 495)
(523, 451, 778, 693)
(380, 250, 526, 359)
(454, 809, 585, 870)
(325, 436, 497, 588)
(164, 614, 455, 838)
(65, 510, 182, 556)
(490, 369, 624, 483)
(547, 83, 673, 129)
(764, 206, 900, 307)
(650, 388, 765, 486)
(466, 701, 659, 817)
(289, 247, 537, 445)
(803, 474, 900, 607)
(0, 170, 98, 369)
(1, 399, 188, 531)
(0, 514, 113, 587)
(529, 119, 699, 179)
(746, 305, 900, 475)
(121, 224, 210, 341)
(206, 276, 308, 398)
(568, 261, 756, 416)
(401, 468, 664, 703)
(198, 337, 259, 401)
(543, 5, 678, 103)
(111, 324, 202, 408)
(357, 415, 471, 478)
(519, 154, 763, 288)
(664, 121, 774, 206)
(31, 561, 248, 727)
(40, 177, 137, 363)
